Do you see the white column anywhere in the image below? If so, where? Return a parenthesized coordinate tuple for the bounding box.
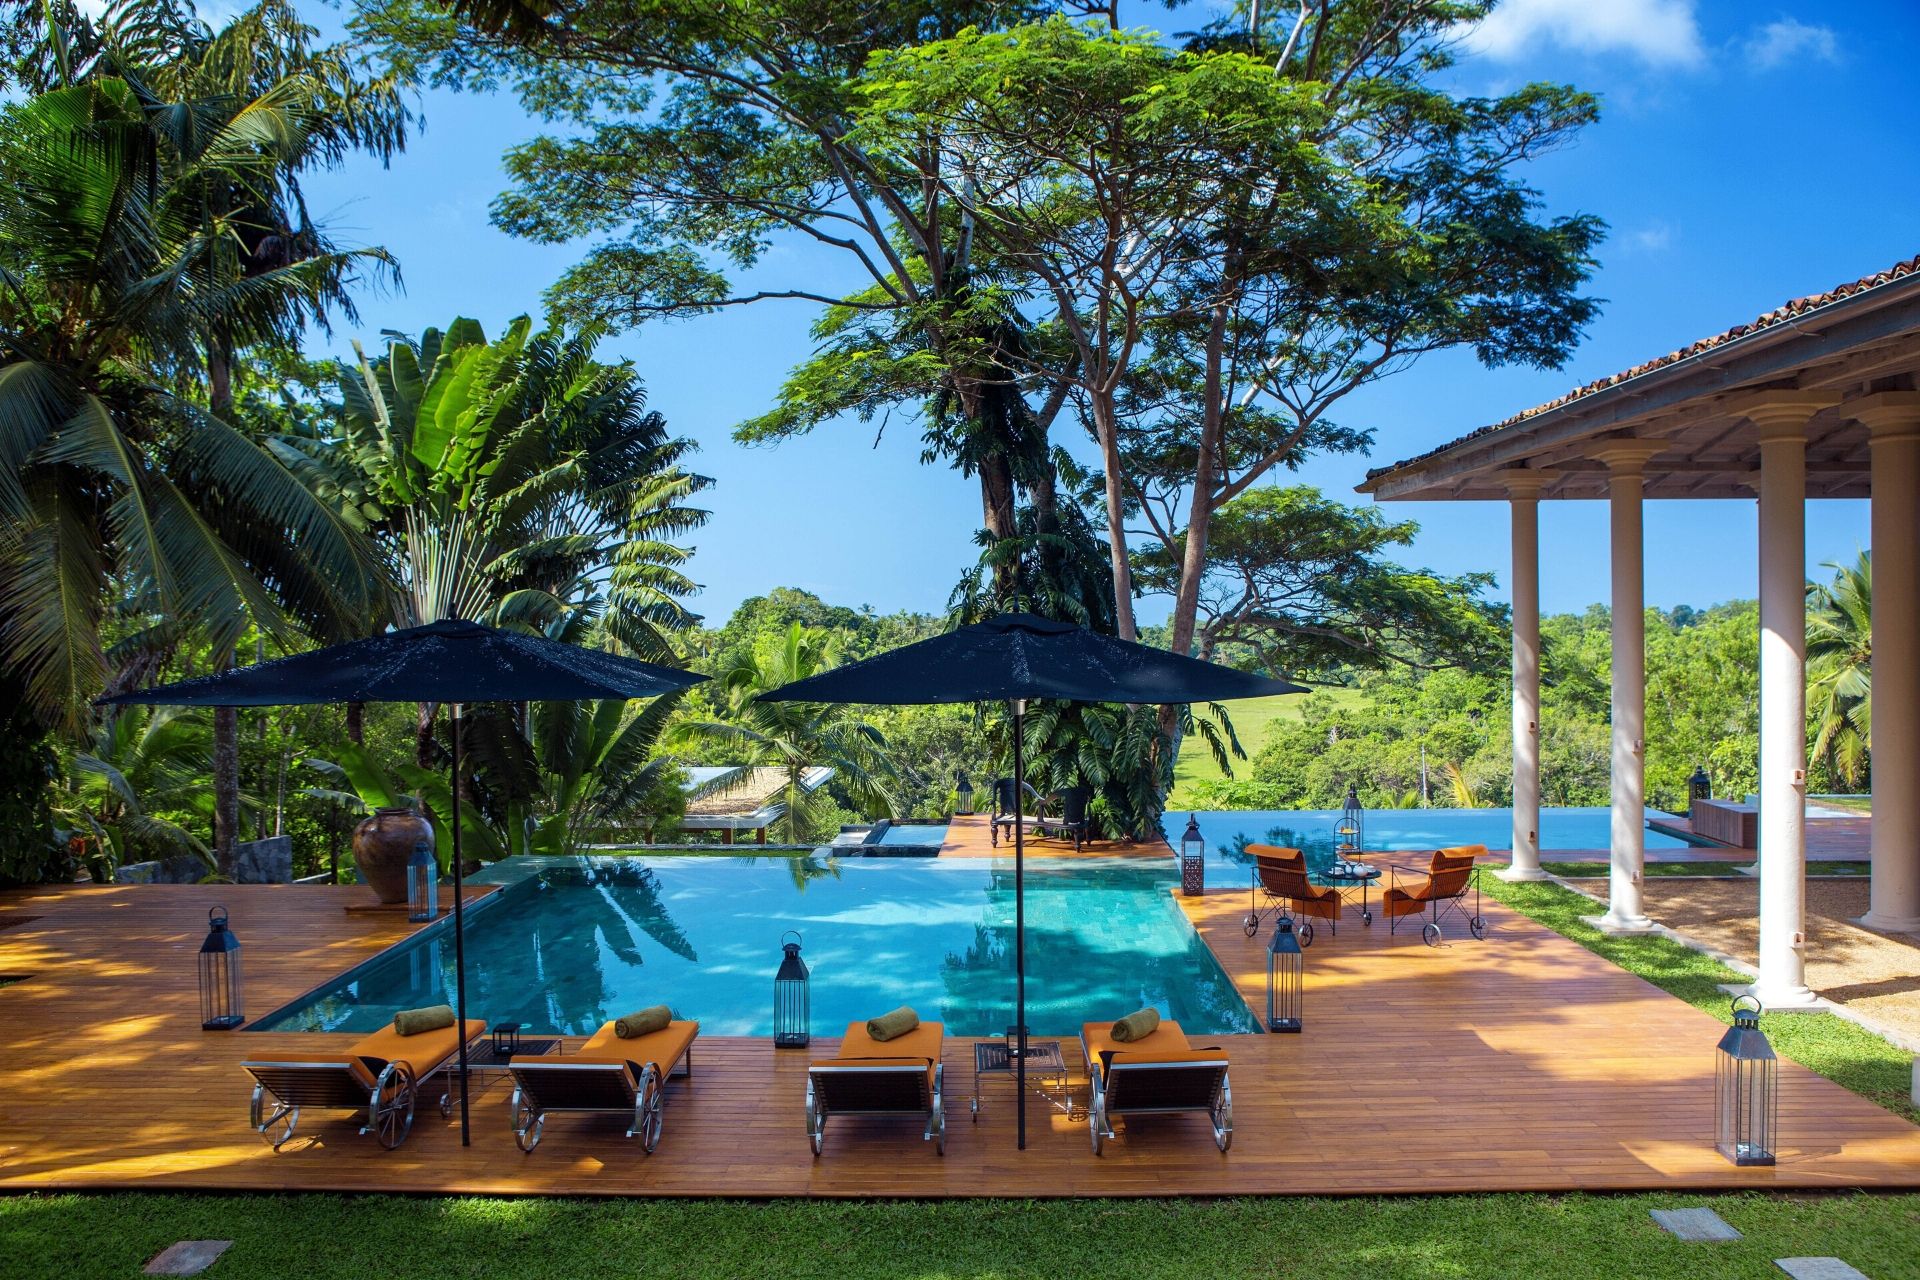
(1853, 393, 1920, 932)
(1593, 441, 1662, 932)
(1502, 472, 1549, 881)
(1747, 399, 1828, 1007)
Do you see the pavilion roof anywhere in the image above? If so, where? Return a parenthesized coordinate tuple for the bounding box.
(1360, 252, 1920, 502)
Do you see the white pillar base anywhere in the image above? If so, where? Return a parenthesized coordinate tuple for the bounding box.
(1855, 909, 1920, 935)
(1722, 979, 1824, 1012)
(1497, 864, 1552, 882)
(1584, 911, 1659, 935)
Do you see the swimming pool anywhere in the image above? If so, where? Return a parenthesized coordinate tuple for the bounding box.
(873, 822, 948, 847)
(1167, 806, 1688, 867)
(253, 854, 1256, 1039)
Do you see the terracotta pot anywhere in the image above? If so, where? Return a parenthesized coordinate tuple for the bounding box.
(352, 807, 434, 904)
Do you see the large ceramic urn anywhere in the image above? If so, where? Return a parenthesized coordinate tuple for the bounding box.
(352, 807, 434, 904)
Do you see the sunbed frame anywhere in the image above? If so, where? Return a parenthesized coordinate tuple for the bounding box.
(507, 1048, 693, 1154)
(243, 1053, 459, 1152)
(1085, 1050, 1232, 1156)
(805, 1060, 945, 1156)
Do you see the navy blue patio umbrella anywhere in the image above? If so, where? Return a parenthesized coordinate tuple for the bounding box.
(102, 618, 707, 1144)
(757, 612, 1306, 1149)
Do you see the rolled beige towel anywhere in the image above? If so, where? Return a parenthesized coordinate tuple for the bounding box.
(615, 1005, 672, 1039)
(1110, 1007, 1161, 1043)
(393, 1004, 455, 1037)
(865, 1006, 920, 1042)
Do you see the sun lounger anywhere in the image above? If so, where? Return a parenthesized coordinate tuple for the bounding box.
(1080, 1018, 1231, 1155)
(990, 778, 1091, 851)
(506, 1018, 699, 1153)
(243, 1016, 486, 1150)
(805, 1019, 946, 1156)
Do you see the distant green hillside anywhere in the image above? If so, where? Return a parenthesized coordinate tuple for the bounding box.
(1168, 687, 1362, 810)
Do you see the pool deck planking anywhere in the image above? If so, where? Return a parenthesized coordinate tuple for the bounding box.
(1, 820, 1917, 1198)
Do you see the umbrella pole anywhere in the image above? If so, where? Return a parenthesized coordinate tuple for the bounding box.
(451, 702, 471, 1147)
(1013, 698, 1027, 1152)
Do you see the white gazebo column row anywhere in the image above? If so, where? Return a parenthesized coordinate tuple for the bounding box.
(1742, 393, 1835, 1008)
(1502, 471, 1549, 881)
(1854, 392, 1920, 933)
(1592, 440, 1664, 932)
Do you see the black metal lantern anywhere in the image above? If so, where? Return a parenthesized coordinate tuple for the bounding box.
(1179, 813, 1206, 896)
(774, 929, 811, 1047)
(955, 772, 975, 816)
(406, 840, 439, 923)
(198, 905, 244, 1030)
(492, 1021, 523, 1059)
(1336, 783, 1364, 854)
(1715, 995, 1777, 1166)
(1266, 916, 1303, 1032)
(1689, 766, 1712, 817)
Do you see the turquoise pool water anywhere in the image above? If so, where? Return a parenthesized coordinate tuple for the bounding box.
(874, 823, 948, 847)
(1167, 806, 1687, 869)
(253, 854, 1256, 1039)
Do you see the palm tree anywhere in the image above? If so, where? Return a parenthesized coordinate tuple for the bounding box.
(272, 316, 712, 766)
(1808, 552, 1871, 790)
(676, 623, 901, 843)
(0, 73, 387, 726)
(54, 704, 225, 878)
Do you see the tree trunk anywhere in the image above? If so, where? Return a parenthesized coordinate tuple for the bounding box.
(1089, 390, 1138, 640)
(346, 701, 364, 746)
(1168, 296, 1232, 660)
(212, 695, 240, 878)
(207, 340, 243, 878)
(416, 701, 439, 768)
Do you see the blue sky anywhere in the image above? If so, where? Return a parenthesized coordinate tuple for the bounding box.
(295, 0, 1920, 625)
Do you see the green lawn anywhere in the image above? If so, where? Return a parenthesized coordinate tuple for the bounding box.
(5, 1190, 1920, 1280)
(1482, 876, 1919, 1124)
(1169, 688, 1359, 809)
(1546, 860, 1870, 878)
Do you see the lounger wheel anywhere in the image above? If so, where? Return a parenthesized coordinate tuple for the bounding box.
(929, 1104, 945, 1156)
(368, 1063, 417, 1149)
(635, 1068, 664, 1154)
(1422, 922, 1442, 948)
(806, 1092, 825, 1157)
(1297, 919, 1314, 948)
(511, 1089, 544, 1153)
(1469, 915, 1487, 940)
(1361, 909, 1373, 926)
(438, 1087, 455, 1120)
(1242, 913, 1259, 937)
(970, 1096, 979, 1123)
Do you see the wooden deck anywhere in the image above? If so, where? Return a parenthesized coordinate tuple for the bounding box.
(2, 849, 1918, 1198)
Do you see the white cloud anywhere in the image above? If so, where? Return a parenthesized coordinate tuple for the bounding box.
(1743, 17, 1840, 70)
(1624, 223, 1676, 254)
(1459, 0, 1706, 68)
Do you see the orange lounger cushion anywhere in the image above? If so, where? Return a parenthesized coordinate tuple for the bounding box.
(1082, 1019, 1190, 1070)
(1105, 1046, 1229, 1069)
(832, 1020, 944, 1086)
(541, 1054, 639, 1083)
(839, 1019, 944, 1062)
(577, 1019, 699, 1074)
(349, 1018, 485, 1081)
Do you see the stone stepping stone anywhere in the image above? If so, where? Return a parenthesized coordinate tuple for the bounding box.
(144, 1241, 232, 1276)
(1650, 1207, 1742, 1241)
(1777, 1260, 1872, 1280)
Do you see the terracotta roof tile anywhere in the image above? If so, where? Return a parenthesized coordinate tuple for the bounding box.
(1365, 252, 1920, 483)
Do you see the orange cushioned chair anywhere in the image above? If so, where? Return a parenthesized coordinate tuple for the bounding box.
(1243, 844, 1343, 945)
(806, 1019, 946, 1157)
(1382, 845, 1487, 946)
(1079, 1019, 1231, 1155)
(505, 1017, 699, 1154)
(243, 1015, 486, 1151)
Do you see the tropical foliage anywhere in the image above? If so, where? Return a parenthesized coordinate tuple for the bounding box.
(1808, 552, 1872, 789)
